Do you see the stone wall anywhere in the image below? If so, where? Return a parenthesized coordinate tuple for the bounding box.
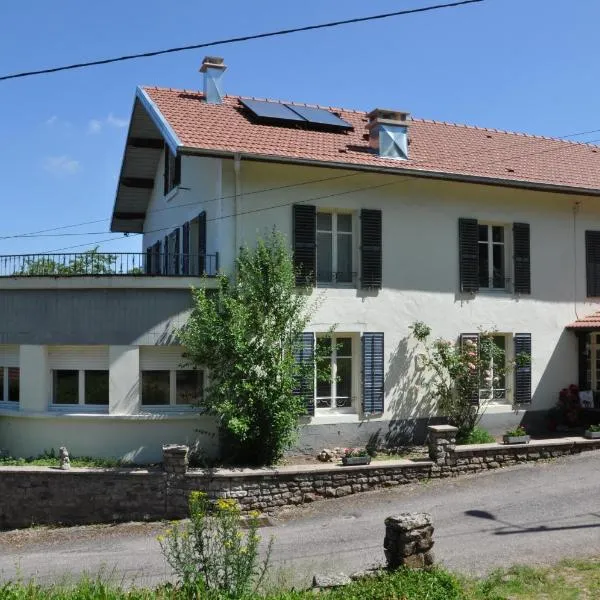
(2, 435, 600, 530)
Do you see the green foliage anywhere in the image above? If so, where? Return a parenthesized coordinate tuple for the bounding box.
(159, 491, 272, 599)
(0, 449, 122, 468)
(179, 231, 319, 466)
(410, 321, 529, 441)
(18, 248, 117, 276)
(504, 426, 527, 437)
(588, 424, 600, 432)
(458, 426, 496, 445)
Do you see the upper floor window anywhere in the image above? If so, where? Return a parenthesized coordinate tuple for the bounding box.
(316, 212, 354, 285)
(459, 219, 530, 295)
(478, 224, 507, 290)
(164, 146, 181, 196)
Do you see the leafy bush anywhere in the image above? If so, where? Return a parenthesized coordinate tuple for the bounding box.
(457, 426, 496, 445)
(159, 491, 272, 599)
(505, 426, 527, 437)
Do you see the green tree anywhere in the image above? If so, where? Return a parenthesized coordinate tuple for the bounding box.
(179, 231, 319, 466)
(410, 322, 529, 441)
(18, 248, 117, 275)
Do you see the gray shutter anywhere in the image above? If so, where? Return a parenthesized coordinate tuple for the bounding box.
(459, 218, 479, 293)
(586, 231, 600, 297)
(174, 154, 181, 187)
(293, 204, 316, 286)
(163, 235, 169, 274)
(513, 223, 531, 294)
(163, 146, 170, 196)
(198, 211, 207, 274)
(293, 332, 315, 416)
(182, 222, 190, 275)
(578, 332, 590, 390)
(174, 228, 181, 275)
(362, 332, 384, 414)
(153, 241, 161, 275)
(360, 209, 382, 289)
(514, 333, 532, 404)
(460, 332, 480, 404)
(145, 247, 152, 275)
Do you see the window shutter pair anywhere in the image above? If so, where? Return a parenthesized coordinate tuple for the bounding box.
(458, 218, 530, 294)
(585, 231, 600, 297)
(292, 205, 382, 289)
(293, 331, 384, 416)
(459, 332, 532, 404)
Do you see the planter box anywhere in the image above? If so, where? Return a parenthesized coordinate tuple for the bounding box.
(342, 456, 371, 466)
(584, 430, 600, 439)
(503, 435, 530, 445)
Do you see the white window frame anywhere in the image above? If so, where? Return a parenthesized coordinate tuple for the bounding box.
(51, 369, 109, 410)
(315, 333, 358, 415)
(141, 369, 204, 409)
(478, 223, 511, 292)
(316, 211, 356, 286)
(478, 333, 512, 405)
(0, 367, 19, 404)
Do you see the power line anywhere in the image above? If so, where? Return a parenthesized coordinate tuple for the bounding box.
(0, 1, 484, 82)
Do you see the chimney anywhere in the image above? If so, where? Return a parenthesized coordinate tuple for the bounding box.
(366, 109, 410, 160)
(200, 56, 227, 104)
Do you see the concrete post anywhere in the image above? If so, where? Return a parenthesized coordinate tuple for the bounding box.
(427, 424, 458, 464)
(384, 513, 435, 569)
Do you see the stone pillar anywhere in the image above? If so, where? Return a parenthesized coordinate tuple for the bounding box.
(163, 444, 189, 474)
(384, 513, 435, 569)
(427, 425, 458, 464)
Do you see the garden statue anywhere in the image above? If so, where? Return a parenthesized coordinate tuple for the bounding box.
(59, 446, 70, 470)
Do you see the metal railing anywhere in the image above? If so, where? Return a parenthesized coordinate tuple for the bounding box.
(0, 253, 219, 277)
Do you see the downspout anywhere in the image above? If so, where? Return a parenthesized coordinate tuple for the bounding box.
(234, 153, 242, 255)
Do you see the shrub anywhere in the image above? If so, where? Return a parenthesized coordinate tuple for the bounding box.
(505, 426, 527, 437)
(457, 426, 496, 445)
(159, 491, 272, 599)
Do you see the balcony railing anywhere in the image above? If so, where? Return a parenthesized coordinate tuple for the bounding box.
(0, 253, 219, 277)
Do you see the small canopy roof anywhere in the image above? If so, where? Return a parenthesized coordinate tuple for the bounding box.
(566, 311, 600, 330)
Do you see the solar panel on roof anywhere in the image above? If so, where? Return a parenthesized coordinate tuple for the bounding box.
(240, 99, 304, 122)
(285, 104, 352, 130)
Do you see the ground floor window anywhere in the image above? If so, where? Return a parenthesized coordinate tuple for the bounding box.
(141, 369, 203, 407)
(0, 367, 19, 403)
(478, 334, 510, 403)
(315, 334, 355, 413)
(52, 370, 109, 406)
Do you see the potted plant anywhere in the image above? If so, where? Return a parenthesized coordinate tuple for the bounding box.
(584, 424, 600, 440)
(341, 448, 371, 466)
(503, 426, 530, 445)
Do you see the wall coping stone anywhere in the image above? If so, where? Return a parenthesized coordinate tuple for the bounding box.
(428, 424, 459, 433)
(188, 458, 434, 479)
(0, 466, 161, 475)
(454, 436, 600, 453)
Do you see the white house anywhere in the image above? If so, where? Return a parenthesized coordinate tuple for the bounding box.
(2, 56, 600, 463)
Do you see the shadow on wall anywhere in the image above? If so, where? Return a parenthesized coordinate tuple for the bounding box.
(368, 335, 441, 448)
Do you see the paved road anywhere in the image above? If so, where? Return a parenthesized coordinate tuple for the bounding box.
(1, 452, 600, 589)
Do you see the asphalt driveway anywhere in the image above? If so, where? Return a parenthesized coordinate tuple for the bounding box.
(1, 451, 599, 589)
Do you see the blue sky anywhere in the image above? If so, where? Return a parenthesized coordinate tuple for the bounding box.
(1, 0, 599, 255)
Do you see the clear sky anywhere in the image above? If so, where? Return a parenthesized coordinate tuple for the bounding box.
(1, 0, 599, 256)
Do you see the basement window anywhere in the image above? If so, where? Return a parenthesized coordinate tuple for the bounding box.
(141, 369, 204, 407)
(0, 367, 19, 403)
(52, 370, 109, 406)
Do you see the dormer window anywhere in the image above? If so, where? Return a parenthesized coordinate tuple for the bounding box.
(164, 146, 181, 196)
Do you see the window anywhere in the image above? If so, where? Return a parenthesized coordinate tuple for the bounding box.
(164, 146, 181, 196)
(479, 335, 508, 403)
(0, 367, 19, 403)
(316, 335, 354, 412)
(52, 370, 109, 406)
(142, 369, 204, 407)
(316, 212, 353, 284)
(478, 224, 507, 290)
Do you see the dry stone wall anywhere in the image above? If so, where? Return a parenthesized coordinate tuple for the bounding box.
(1, 433, 600, 530)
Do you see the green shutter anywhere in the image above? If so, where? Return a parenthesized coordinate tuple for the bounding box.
(586, 231, 600, 297)
(362, 332, 384, 414)
(293, 204, 316, 286)
(514, 333, 532, 404)
(513, 223, 531, 294)
(360, 209, 382, 289)
(294, 332, 315, 416)
(459, 218, 479, 293)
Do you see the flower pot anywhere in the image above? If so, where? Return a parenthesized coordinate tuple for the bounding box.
(503, 435, 530, 445)
(584, 430, 600, 439)
(341, 456, 371, 466)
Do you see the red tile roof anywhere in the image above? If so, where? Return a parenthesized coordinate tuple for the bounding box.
(566, 312, 600, 329)
(143, 86, 600, 195)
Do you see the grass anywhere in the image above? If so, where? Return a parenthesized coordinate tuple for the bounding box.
(0, 450, 123, 468)
(2, 559, 599, 599)
(457, 426, 497, 445)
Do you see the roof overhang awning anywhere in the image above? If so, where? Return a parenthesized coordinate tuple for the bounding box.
(110, 87, 182, 233)
(566, 311, 600, 331)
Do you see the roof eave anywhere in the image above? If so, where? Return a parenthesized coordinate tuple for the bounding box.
(179, 146, 600, 198)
